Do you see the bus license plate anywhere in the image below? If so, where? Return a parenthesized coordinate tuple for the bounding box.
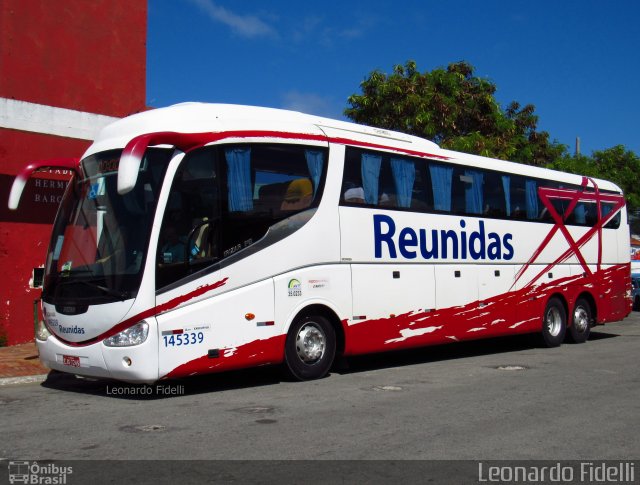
(62, 355, 81, 368)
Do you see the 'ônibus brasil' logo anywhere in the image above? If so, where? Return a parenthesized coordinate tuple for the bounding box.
(373, 214, 514, 261)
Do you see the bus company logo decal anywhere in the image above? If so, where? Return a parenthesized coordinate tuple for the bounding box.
(287, 279, 302, 297)
(373, 214, 514, 261)
(57, 324, 85, 335)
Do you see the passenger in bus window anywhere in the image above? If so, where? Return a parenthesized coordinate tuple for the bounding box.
(281, 178, 313, 211)
(160, 225, 186, 264)
(379, 192, 396, 207)
(511, 206, 526, 219)
(344, 187, 365, 204)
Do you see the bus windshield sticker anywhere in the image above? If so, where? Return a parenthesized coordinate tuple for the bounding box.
(97, 158, 119, 175)
(53, 235, 64, 260)
(87, 178, 105, 200)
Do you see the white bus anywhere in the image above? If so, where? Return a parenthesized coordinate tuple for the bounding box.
(9, 103, 632, 383)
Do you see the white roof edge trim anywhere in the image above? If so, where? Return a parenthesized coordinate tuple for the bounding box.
(438, 148, 623, 193)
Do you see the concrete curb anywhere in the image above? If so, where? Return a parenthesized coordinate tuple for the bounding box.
(0, 374, 48, 386)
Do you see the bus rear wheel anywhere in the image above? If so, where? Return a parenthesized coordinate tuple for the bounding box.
(567, 298, 591, 343)
(541, 297, 566, 347)
(285, 314, 336, 381)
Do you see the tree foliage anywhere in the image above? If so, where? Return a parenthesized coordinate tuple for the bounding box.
(546, 145, 640, 211)
(345, 59, 639, 211)
(345, 60, 567, 166)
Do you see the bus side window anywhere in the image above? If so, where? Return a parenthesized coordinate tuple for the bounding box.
(584, 202, 598, 226)
(378, 160, 396, 208)
(341, 148, 367, 205)
(412, 161, 433, 211)
(509, 175, 527, 220)
(464, 169, 484, 215)
(450, 168, 466, 215)
(157, 149, 219, 289)
(483, 172, 507, 218)
(572, 201, 588, 226)
(341, 148, 435, 211)
(603, 202, 621, 229)
(428, 162, 453, 213)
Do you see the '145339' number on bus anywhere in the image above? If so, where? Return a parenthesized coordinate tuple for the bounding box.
(163, 332, 204, 347)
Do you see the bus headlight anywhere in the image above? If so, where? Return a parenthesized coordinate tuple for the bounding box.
(36, 320, 51, 341)
(103, 321, 149, 347)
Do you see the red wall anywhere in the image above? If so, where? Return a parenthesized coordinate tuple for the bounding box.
(0, 0, 147, 345)
(0, 0, 147, 117)
(0, 131, 90, 345)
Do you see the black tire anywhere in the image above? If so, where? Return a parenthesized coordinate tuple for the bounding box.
(567, 297, 592, 344)
(541, 297, 566, 347)
(634, 296, 640, 312)
(284, 314, 336, 381)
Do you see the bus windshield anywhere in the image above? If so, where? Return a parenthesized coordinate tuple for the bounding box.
(43, 148, 172, 304)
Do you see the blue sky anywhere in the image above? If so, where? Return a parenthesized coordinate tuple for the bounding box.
(147, 0, 640, 157)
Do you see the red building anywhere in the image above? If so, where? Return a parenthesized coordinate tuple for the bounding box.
(0, 0, 147, 345)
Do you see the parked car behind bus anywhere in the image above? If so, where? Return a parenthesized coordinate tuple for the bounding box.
(632, 274, 640, 311)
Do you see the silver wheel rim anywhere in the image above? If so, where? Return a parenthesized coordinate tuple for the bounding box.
(545, 306, 562, 337)
(295, 323, 326, 363)
(573, 306, 589, 333)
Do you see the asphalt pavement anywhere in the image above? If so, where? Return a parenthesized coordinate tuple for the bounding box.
(1, 314, 639, 483)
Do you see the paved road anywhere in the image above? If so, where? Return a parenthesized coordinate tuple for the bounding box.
(1, 314, 639, 482)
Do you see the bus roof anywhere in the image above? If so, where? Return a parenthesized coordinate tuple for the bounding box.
(87, 102, 622, 194)
(89, 102, 436, 155)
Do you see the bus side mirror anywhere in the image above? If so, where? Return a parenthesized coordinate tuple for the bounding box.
(118, 131, 223, 194)
(31, 267, 45, 289)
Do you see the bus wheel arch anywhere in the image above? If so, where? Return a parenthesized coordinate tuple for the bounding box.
(567, 293, 595, 343)
(283, 304, 343, 381)
(540, 294, 567, 347)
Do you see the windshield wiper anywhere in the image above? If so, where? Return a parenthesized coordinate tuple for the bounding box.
(80, 281, 129, 300)
(60, 268, 95, 276)
(60, 279, 129, 300)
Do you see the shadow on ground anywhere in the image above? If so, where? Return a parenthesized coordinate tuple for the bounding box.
(40, 330, 619, 400)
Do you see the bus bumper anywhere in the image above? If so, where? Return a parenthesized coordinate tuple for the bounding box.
(36, 333, 159, 384)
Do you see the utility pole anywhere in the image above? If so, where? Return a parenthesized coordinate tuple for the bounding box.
(575, 136, 581, 156)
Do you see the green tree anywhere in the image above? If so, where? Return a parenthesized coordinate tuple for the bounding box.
(345, 60, 567, 166)
(546, 145, 640, 211)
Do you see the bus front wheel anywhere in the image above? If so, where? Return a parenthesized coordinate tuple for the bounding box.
(567, 298, 591, 343)
(541, 297, 566, 347)
(285, 314, 336, 381)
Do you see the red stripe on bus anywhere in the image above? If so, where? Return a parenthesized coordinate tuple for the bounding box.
(51, 277, 229, 347)
(161, 263, 630, 379)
